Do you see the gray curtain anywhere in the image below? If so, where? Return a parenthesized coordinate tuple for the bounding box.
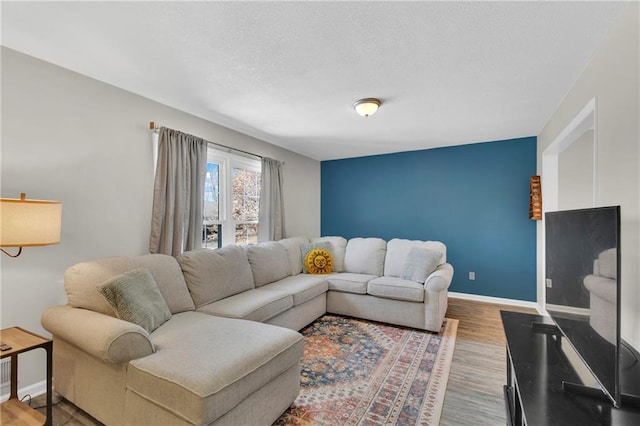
(149, 127, 208, 255)
(258, 157, 285, 242)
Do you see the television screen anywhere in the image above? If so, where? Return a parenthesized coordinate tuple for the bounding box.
(545, 206, 620, 406)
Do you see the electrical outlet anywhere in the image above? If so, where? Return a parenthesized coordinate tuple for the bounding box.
(546, 279, 553, 288)
(469, 271, 475, 280)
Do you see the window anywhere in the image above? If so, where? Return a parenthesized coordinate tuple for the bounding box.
(202, 149, 261, 248)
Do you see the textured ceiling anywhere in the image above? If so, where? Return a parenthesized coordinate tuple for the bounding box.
(1, 1, 625, 161)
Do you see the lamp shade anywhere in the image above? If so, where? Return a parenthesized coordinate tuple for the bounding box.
(0, 194, 62, 247)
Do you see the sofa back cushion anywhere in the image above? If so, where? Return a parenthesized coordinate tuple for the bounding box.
(277, 235, 310, 275)
(343, 237, 387, 276)
(245, 242, 291, 286)
(311, 236, 347, 272)
(177, 245, 255, 308)
(383, 238, 447, 279)
(65, 254, 195, 317)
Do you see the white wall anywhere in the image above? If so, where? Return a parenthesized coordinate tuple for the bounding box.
(537, 3, 640, 348)
(0, 47, 320, 392)
(558, 130, 594, 210)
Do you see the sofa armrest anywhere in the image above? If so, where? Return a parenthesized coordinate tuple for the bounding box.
(41, 305, 155, 364)
(425, 263, 454, 293)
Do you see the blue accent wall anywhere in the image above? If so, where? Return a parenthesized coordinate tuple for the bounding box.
(321, 137, 537, 301)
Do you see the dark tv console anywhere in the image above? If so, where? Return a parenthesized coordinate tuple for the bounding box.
(501, 310, 640, 425)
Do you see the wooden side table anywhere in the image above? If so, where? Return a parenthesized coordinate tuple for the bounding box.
(0, 327, 52, 426)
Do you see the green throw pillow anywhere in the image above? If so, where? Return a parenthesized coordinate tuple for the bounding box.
(401, 247, 443, 283)
(98, 268, 171, 333)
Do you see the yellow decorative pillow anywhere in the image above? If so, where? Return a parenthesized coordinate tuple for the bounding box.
(304, 248, 334, 274)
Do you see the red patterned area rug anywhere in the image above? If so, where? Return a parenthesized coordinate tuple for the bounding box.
(275, 315, 458, 425)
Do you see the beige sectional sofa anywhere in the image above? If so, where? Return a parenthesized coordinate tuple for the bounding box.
(41, 235, 453, 425)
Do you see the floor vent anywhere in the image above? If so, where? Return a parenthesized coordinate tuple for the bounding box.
(0, 358, 10, 386)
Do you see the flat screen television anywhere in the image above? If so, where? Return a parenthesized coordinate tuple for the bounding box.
(545, 206, 621, 406)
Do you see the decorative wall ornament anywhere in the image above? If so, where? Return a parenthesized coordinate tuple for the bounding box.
(529, 175, 542, 220)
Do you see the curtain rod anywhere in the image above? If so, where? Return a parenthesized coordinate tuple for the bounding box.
(149, 122, 262, 160)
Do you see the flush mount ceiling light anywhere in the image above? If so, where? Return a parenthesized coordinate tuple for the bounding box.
(353, 98, 381, 117)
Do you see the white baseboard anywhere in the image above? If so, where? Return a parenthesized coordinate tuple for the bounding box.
(449, 291, 544, 315)
(0, 380, 46, 403)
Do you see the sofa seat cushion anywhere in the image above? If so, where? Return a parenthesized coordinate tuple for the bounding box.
(367, 276, 425, 302)
(196, 288, 293, 322)
(129, 312, 303, 425)
(261, 275, 329, 306)
(327, 273, 378, 294)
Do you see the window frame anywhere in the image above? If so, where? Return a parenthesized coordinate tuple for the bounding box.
(204, 148, 261, 248)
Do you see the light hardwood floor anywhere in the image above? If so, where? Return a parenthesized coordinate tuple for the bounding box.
(33, 297, 536, 425)
(440, 298, 536, 425)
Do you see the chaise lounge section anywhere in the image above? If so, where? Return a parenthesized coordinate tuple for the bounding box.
(41, 235, 453, 425)
(42, 254, 304, 426)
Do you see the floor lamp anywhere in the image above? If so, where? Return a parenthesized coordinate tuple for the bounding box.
(0, 192, 62, 348)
